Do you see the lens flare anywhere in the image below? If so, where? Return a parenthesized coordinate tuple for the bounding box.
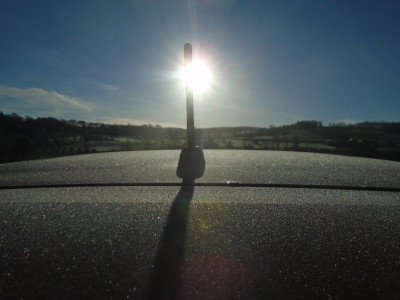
(181, 60, 212, 95)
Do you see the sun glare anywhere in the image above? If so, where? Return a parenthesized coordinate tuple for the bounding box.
(180, 60, 212, 95)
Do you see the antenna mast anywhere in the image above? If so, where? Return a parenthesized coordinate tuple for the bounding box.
(184, 43, 195, 147)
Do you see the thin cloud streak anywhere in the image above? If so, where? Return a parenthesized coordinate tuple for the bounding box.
(90, 82, 119, 92)
(0, 86, 94, 111)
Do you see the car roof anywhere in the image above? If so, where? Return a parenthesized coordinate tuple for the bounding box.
(2, 150, 400, 299)
(1, 150, 400, 189)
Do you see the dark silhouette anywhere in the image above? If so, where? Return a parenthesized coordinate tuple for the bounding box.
(176, 146, 205, 181)
(1, 112, 400, 163)
(147, 185, 194, 300)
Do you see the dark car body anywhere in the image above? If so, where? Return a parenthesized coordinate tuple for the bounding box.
(1, 150, 400, 299)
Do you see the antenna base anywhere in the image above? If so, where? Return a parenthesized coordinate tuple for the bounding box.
(176, 146, 205, 182)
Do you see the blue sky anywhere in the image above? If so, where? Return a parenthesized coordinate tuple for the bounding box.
(1, 0, 399, 127)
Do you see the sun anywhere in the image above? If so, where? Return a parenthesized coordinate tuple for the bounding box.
(180, 60, 212, 95)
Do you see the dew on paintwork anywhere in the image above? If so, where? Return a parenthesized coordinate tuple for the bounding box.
(227, 181, 239, 186)
(23, 248, 30, 259)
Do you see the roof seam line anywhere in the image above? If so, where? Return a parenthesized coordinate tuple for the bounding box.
(0, 183, 399, 192)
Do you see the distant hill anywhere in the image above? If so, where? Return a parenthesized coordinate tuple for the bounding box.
(1, 112, 399, 163)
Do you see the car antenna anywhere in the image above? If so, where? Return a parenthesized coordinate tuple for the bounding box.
(176, 43, 205, 181)
(185, 43, 195, 148)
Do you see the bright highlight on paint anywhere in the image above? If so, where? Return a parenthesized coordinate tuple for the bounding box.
(181, 60, 212, 94)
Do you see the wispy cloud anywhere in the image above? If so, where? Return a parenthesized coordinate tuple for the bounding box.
(91, 82, 119, 92)
(0, 86, 94, 111)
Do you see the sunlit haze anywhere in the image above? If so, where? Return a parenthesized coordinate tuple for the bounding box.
(180, 60, 212, 96)
(1, 1, 399, 127)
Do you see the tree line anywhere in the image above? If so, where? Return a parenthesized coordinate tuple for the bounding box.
(1, 112, 399, 163)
